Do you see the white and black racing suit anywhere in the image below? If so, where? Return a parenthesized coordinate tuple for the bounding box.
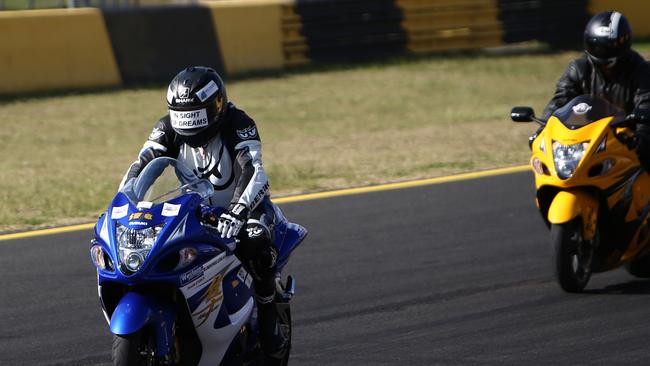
(122, 102, 280, 351)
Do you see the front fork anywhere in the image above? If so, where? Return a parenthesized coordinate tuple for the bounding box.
(109, 291, 177, 361)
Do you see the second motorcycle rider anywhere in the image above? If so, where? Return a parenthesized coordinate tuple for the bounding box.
(535, 11, 650, 170)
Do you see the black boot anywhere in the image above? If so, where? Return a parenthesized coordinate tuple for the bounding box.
(256, 294, 284, 357)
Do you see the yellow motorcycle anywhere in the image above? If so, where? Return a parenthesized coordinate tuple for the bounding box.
(512, 95, 650, 292)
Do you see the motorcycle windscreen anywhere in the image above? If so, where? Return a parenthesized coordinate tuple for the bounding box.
(553, 95, 625, 129)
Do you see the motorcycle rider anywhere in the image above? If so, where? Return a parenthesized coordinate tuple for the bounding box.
(536, 11, 650, 170)
(121, 66, 283, 357)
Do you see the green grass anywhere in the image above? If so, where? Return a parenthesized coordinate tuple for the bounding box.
(1, 46, 633, 232)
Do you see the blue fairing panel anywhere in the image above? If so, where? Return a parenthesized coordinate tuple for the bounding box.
(110, 292, 175, 335)
(274, 211, 308, 272)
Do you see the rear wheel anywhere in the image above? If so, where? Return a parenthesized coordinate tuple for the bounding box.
(551, 219, 594, 292)
(625, 255, 650, 278)
(112, 331, 155, 366)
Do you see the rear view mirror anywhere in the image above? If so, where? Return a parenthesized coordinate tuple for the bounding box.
(511, 107, 535, 122)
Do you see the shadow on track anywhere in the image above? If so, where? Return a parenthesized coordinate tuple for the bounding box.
(584, 280, 650, 295)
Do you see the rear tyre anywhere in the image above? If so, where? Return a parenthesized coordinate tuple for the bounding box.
(551, 219, 593, 293)
(112, 331, 155, 366)
(625, 255, 650, 278)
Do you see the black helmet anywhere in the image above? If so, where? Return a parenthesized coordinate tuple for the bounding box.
(584, 11, 631, 67)
(167, 66, 228, 147)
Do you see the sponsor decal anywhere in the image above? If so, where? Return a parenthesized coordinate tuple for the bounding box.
(129, 221, 148, 226)
(572, 103, 592, 115)
(137, 201, 153, 210)
(129, 212, 153, 221)
(197, 80, 219, 102)
(162, 203, 181, 217)
(236, 125, 258, 139)
(202, 252, 226, 271)
(247, 225, 264, 238)
(194, 274, 224, 327)
(231, 204, 246, 216)
(148, 128, 165, 141)
(170, 109, 209, 130)
(249, 182, 269, 209)
(175, 97, 195, 104)
(181, 266, 205, 286)
(237, 267, 253, 288)
(111, 204, 129, 219)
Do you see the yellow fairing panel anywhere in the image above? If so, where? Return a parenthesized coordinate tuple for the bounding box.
(531, 116, 638, 191)
(548, 190, 598, 240)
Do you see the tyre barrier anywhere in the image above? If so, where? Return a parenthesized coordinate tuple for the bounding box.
(0, 8, 121, 95)
(0, 0, 647, 95)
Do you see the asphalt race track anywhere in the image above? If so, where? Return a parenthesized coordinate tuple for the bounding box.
(3, 171, 650, 365)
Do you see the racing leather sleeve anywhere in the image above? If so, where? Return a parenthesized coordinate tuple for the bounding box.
(225, 106, 270, 212)
(231, 140, 270, 211)
(119, 116, 178, 188)
(541, 58, 589, 120)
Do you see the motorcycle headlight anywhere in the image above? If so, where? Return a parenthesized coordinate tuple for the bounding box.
(553, 141, 589, 179)
(116, 223, 164, 273)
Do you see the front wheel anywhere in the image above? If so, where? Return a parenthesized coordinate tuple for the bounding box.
(551, 219, 594, 292)
(112, 331, 155, 366)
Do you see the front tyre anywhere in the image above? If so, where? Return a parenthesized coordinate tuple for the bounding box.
(551, 219, 593, 293)
(112, 332, 155, 366)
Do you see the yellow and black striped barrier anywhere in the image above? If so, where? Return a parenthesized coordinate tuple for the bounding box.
(0, 0, 648, 96)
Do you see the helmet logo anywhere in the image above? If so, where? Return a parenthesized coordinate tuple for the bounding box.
(594, 12, 622, 39)
(572, 103, 592, 115)
(595, 26, 614, 37)
(175, 85, 195, 104)
(178, 85, 190, 98)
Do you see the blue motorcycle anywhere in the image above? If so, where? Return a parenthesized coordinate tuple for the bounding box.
(90, 157, 307, 365)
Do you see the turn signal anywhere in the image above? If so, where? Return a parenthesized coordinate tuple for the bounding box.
(90, 241, 114, 271)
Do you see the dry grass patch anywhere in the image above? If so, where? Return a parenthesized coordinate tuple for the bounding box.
(1, 50, 586, 231)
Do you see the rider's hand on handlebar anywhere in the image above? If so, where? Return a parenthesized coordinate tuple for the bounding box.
(217, 203, 249, 239)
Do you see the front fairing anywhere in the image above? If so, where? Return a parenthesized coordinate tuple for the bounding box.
(531, 115, 639, 191)
(93, 192, 233, 286)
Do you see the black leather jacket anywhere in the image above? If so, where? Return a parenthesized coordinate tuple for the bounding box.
(542, 50, 650, 120)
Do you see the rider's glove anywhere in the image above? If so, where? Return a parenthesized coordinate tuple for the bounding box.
(217, 203, 249, 239)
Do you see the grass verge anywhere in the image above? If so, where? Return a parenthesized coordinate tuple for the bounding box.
(1, 46, 629, 232)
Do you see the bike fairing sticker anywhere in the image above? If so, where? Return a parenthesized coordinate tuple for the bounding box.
(162, 203, 181, 217)
(181, 252, 228, 287)
(111, 204, 128, 219)
(186, 261, 237, 327)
